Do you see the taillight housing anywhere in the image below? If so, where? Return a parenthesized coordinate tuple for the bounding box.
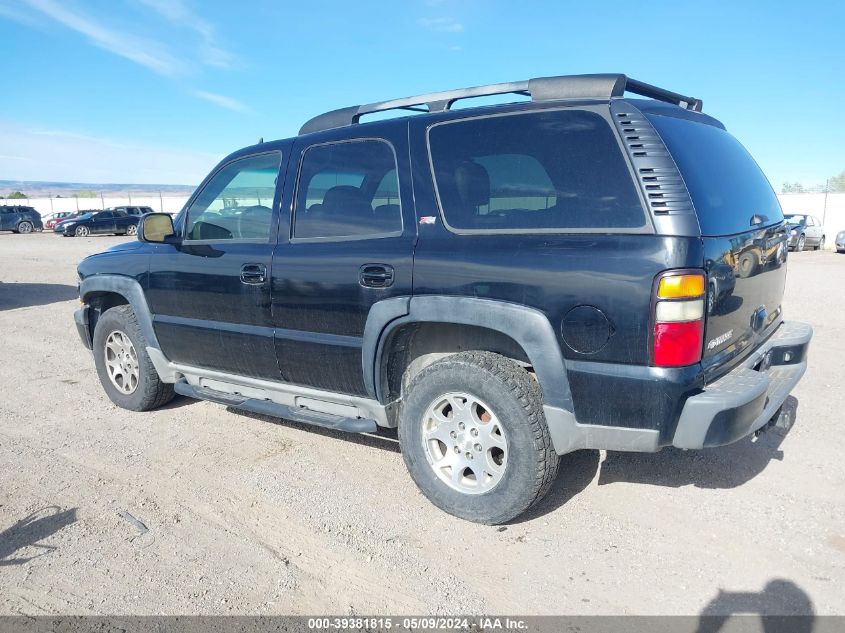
(651, 270, 706, 367)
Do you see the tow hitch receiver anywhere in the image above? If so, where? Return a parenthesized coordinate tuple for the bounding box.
(754, 404, 796, 440)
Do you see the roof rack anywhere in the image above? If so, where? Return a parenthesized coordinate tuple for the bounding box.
(299, 73, 702, 135)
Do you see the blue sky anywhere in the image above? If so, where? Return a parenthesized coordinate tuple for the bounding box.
(0, 0, 842, 187)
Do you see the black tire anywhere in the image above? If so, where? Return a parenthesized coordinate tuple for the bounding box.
(796, 234, 805, 252)
(399, 351, 559, 524)
(817, 236, 825, 251)
(16, 221, 34, 234)
(75, 225, 89, 237)
(92, 305, 175, 411)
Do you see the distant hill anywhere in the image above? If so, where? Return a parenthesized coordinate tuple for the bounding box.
(0, 180, 196, 198)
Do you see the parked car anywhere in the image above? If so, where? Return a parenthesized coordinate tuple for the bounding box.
(60, 209, 140, 237)
(837, 230, 845, 253)
(44, 211, 76, 230)
(104, 205, 154, 217)
(784, 213, 825, 251)
(0, 205, 43, 233)
(53, 211, 97, 233)
(73, 73, 812, 524)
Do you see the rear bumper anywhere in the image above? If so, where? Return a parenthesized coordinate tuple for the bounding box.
(74, 306, 93, 350)
(672, 320, 812, 449)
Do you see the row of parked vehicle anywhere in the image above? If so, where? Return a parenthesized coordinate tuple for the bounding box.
(48, 206, 153, 237)
(0, 205, 156, 236)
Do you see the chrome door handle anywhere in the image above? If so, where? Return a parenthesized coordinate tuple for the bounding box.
(240, 263, 266, 285)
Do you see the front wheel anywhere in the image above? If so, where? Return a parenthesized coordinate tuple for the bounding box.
(126, 224, 138, 236)
(75, 225, 89, 237)
(796, 234, 805, 252)
(399, 351, 559, 524)
(92, 305, 175, 411)
(817, 236, 825, 251)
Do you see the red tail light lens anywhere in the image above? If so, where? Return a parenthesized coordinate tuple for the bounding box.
(652, 270, 706, 368)
(653, 321, 704, 367)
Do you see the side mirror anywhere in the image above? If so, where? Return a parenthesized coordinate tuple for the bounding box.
(138, 213, 176, 243)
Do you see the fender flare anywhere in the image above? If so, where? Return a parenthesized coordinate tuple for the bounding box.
(79, 275, 159, 346)
(363, 295, 574, 413)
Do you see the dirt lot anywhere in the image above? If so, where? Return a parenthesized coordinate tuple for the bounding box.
(0, 232, 843, 617)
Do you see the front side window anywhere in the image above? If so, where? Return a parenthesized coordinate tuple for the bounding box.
(184, 152, 281, 241)
(428, 109, 646, 232)
(294, 140, 402, 240)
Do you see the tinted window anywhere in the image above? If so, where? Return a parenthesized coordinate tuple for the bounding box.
(185, 152, 281, 241)
(648, 114, 783, 236)
(98, 212, 113, 219)
(294, 140, 402, 239)
(428, 110, 645, 232)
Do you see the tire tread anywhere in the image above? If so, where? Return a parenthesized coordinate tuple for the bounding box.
(95, 304, 174, 411)
(403, 351, 559, 523)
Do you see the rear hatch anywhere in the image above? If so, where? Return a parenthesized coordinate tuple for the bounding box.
(648, 113, 788, 380)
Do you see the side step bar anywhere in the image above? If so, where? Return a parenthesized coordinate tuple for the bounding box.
(174, 381, 378, 434)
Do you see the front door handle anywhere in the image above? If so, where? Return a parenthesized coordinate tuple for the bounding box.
(359, 264, 394, 288)
(240, 263, 267, 285)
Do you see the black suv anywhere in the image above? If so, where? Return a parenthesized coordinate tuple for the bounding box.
(111, 205, 154, 216)
(0, 205, 43, 233)
(73, 74, 812, 524)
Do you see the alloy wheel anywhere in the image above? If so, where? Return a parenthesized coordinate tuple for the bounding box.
(420, 392, 508, 495)
(104, 330, 140, 394)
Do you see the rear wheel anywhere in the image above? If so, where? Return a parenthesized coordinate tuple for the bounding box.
(75, 225, 90, 237)
(796, 234, 805, 252)
(92, 305, 175, 411)
(817, 236, 825, 251)
(126, 224, 138, 236)
(16, 221, 33, 234)
(399, 351, 559, 524)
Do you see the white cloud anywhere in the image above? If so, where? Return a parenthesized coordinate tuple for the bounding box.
(20, 0, 188, 76)
(0, 121, 220, 185)
(137, 0, 236, 69)
(192, 91, 252, 114)
(418, 17, 464, 33)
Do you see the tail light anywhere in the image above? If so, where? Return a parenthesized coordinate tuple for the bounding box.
(652, 270, 705, 367)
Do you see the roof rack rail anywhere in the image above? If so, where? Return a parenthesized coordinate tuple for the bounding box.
(299, 73, 702, 135)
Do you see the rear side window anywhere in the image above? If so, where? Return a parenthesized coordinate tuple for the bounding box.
(294, 140, 402, 240)
(428, 109, 646, 232)
(648, 114, 783, 236)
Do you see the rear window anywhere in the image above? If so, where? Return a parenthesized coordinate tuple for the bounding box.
(428, 110, 646, 232)
(648, 114, 783, 236)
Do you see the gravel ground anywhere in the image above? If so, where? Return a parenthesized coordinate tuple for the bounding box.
(0, 232, 843, 616)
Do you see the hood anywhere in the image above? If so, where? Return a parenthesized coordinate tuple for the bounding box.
(105, 240, 143, 253)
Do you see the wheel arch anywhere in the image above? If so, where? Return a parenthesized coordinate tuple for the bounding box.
(364, 296, 574, 414)
(79, 275, 161, 354)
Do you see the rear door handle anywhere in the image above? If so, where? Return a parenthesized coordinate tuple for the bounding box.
(240, 263, 267, 285)
(359, 264, 394, 288)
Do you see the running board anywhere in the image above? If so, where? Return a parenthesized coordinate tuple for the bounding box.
(174, 381, 378, 434)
